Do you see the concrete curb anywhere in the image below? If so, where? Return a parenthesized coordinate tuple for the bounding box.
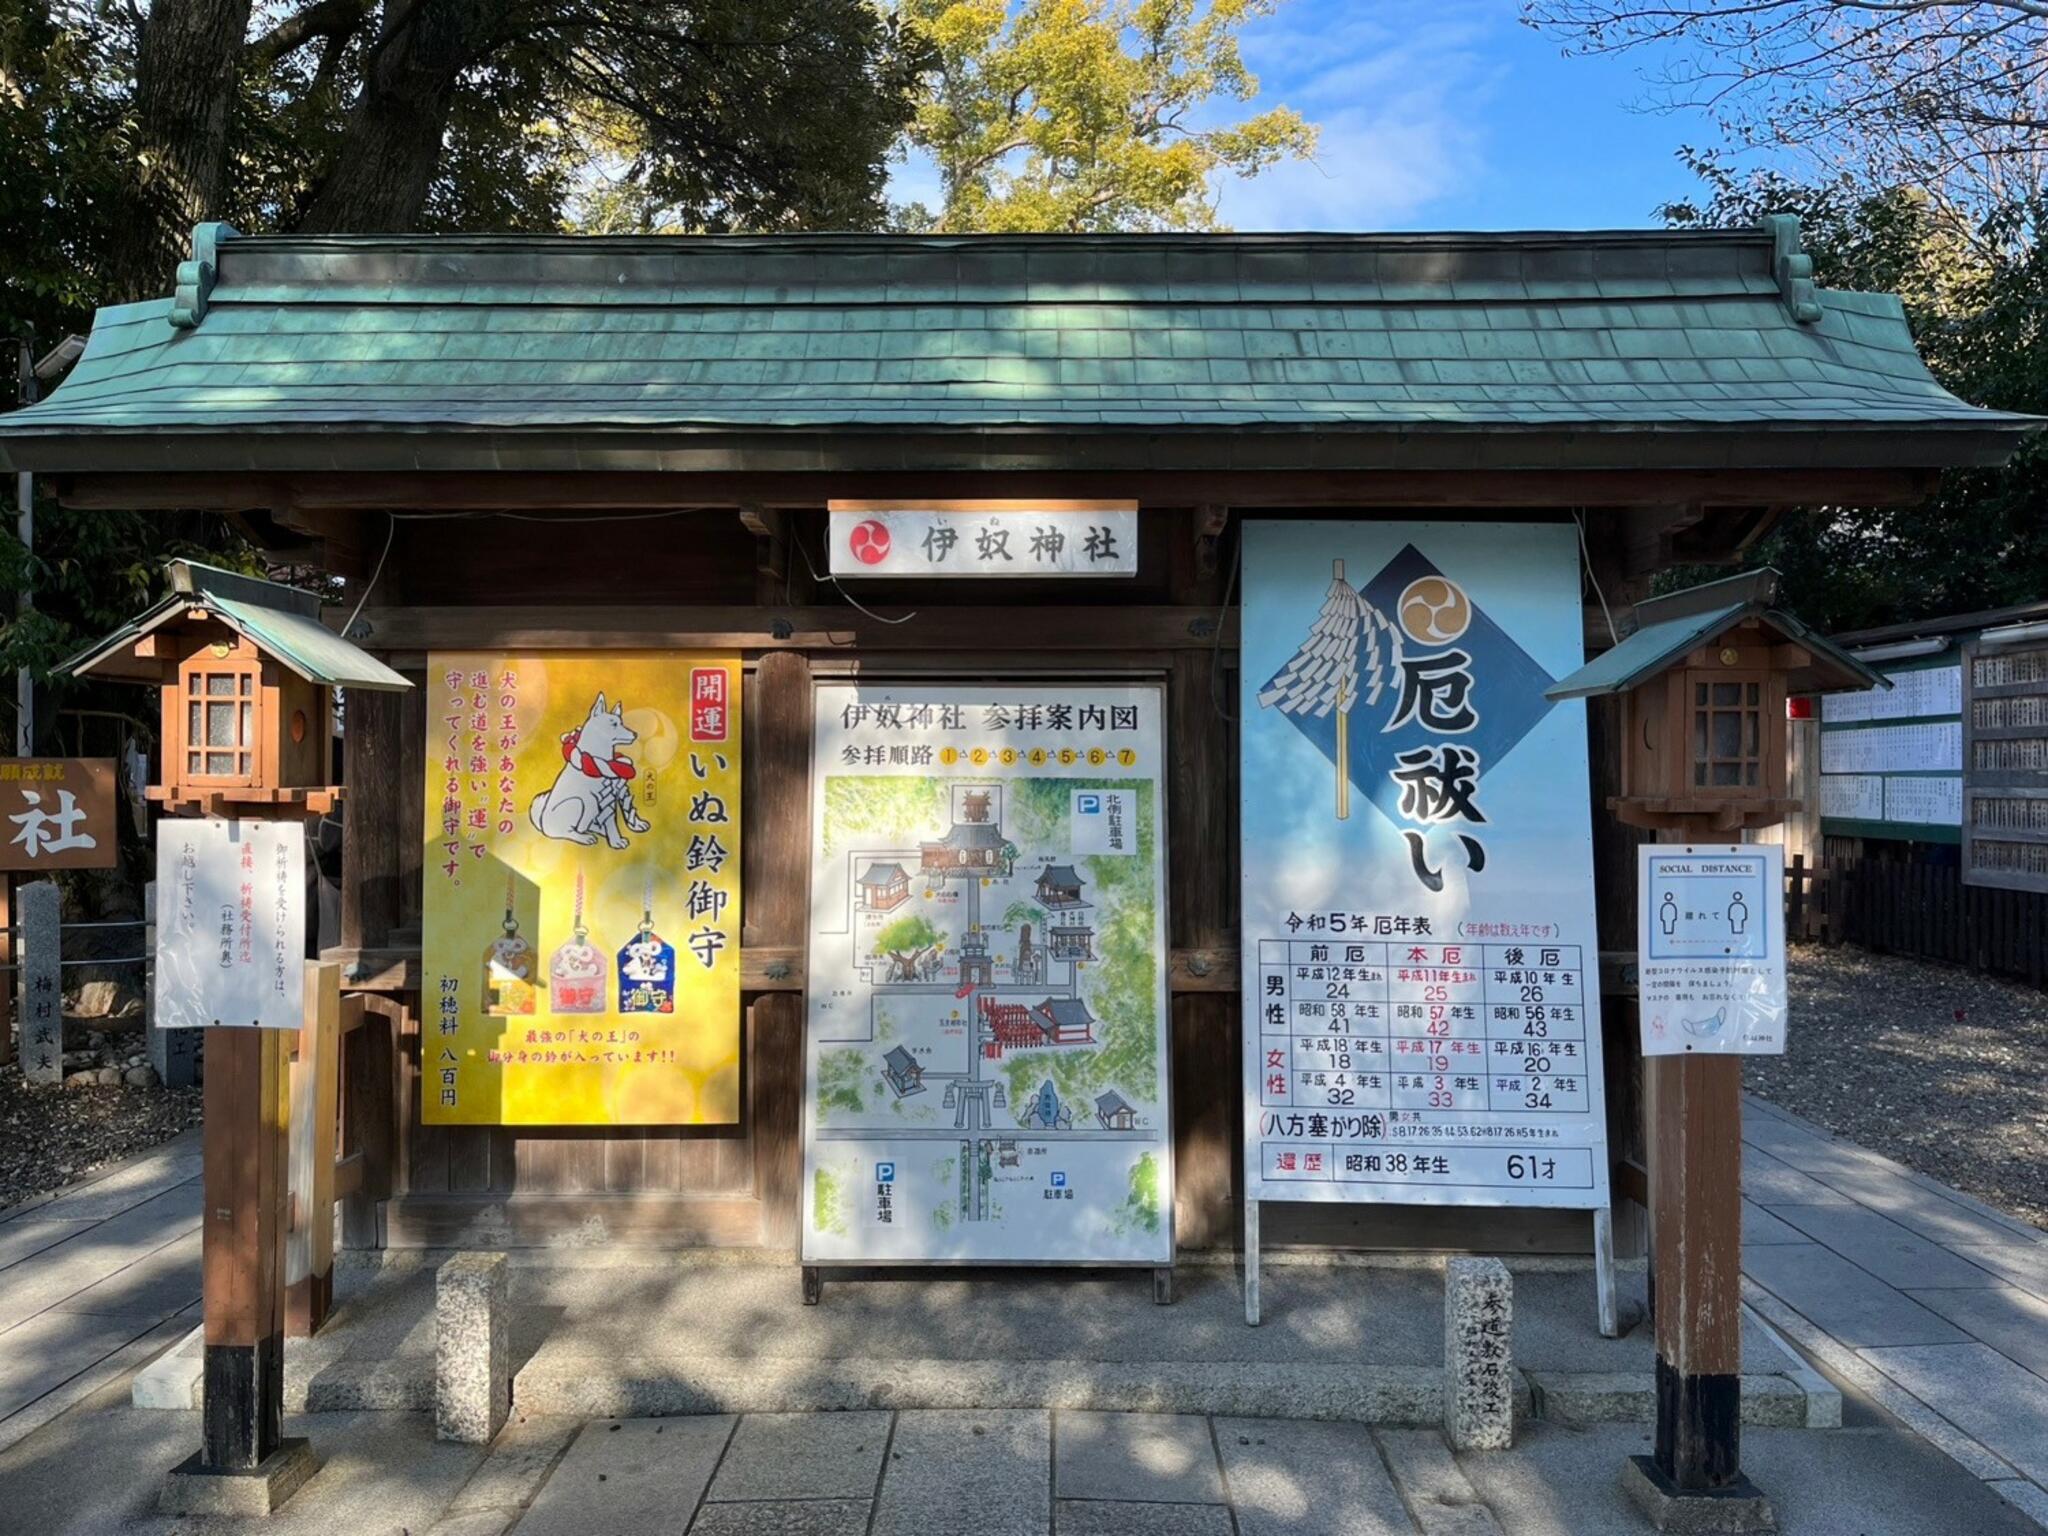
(131, 1323, 204, 1410)
(1526, 1371, 1810, 1428)
(511, 1356, 1454, 1423)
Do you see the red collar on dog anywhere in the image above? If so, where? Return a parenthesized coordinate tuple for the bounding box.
(561, 730, 636, 780)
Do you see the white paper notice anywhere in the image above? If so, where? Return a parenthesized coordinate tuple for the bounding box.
(154, 819, 306, 1029)
(1821, 721, 1962, 774)
(1637, 844, 1788, 1057)
(1884, 776, 1963, 825)
(1823, 665, 1960, 722)
(1820, 774, 1884, 820)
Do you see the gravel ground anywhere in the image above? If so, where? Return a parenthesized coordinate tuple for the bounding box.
(0, 1061, 202, 1213)
(1747, 945, 2048, 1231)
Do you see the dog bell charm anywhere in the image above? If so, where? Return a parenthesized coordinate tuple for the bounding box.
(482, 874, 537, 1015)
(618, 879, 676, 1014)
(550, 872, 607, 1014)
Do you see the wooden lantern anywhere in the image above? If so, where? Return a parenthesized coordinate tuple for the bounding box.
(1550, 569, 1884, 833)
(61, 559, 410, 818)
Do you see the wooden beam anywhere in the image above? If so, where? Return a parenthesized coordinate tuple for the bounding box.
(50, 466, 1940, 516)
(384, 1192, 767, 1249)
(328, 942, 1244, 996)
(344, 604, 1238, 657)
(286, 963, 341, 1338)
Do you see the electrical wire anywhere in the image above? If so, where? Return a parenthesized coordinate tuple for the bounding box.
(1574, 509, 1618, 647)
(340, 513, 397, 638)
(796, 536, 919, 626)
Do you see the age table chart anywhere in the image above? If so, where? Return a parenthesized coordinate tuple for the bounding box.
(1252, 938, 1597, 1197)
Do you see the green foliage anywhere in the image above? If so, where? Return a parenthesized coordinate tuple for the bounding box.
(812, 1166, 848, 1234)
(822, 776, 951, 857)
(1000, 778, 1159, 1107)
(1660, 156, 2048, 632)
(874, 912, 945, 957)
(1000, 900, 1046, 930)
(1115, 1151, 1160, 1234)
(815, 1047, 871, 1121)
(898, 0, 1315, 231)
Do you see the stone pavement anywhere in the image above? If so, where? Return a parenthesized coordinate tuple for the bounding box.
(10, 1101, 2048, 1527)
(1740, 1092, 2048, 1525)
(0, 1127, 201, 1455)
(1, 1400, 2039, 1536)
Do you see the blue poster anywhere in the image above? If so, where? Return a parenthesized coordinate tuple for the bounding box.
(1240, 521, 1610, 1210)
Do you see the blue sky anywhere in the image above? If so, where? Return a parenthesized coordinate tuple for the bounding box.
(892, 0, 1727, 232)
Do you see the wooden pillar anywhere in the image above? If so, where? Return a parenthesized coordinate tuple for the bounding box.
(747, 650, 811, 1250)
(1647, 1051, 1744, 1488)
(0, 874, 13, 1067)
(286, 962, 341, 1335)
(1628, 828, 1769, 1529)
(201, 1025, 292, 1469)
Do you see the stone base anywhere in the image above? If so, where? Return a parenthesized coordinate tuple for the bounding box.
(1622, 1455, 1776, 1534)
(158, 1439, 320, 1517)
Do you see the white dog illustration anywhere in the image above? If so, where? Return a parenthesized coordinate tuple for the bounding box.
(530, 693, 651, 849)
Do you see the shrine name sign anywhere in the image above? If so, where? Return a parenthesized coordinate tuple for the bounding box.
(0, 758, 119, 871)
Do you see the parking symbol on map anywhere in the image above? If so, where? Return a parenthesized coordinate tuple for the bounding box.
(1050, 1171, 1067, 1188)
(876, 1162, 895, 1183)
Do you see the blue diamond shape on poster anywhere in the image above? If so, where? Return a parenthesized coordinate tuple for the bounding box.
(1257, 544, 1558, 833)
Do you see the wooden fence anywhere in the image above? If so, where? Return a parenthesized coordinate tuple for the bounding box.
(1786, 852, 2048, 986)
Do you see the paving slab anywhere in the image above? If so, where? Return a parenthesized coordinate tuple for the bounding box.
(0, 1307, 180, 1421)
(1055, 1499, 1236, 1534)
(871, 1409, 1050, 1536)
(1798, 1158, 2041, 1250)
(1458, 1420, 2043, 1536)
(514, 1416, 735, 1536)
(1742, 1242, 1968, 1348)
(1742, 1201, 1806, 1246)
(0, 1219, 98, 1274)
(706, 1409, 891, 1502)
(689, 1499, 874, 1536)
(1742, 1147, 1855, 1207)
(1215, 1418, 1419, 1536)
(445, 1412, 579, 1514)
(1055, 1410, 1223, 1503)
(0, 1184, 200, 1328)
(1861, 1341, 2048, 1486)
(1374, 1428, 1502, 1536)
(50, 1229, 201, 1321)
(1950, 1244, 2048, 1300)
(1767, 1204, 2005, 1290)
(1904, 1284, 2048, 1381)
(10, 1139, 202, 1224)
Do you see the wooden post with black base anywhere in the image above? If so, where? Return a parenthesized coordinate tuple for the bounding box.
(158, 1018, 320, 1514)
(1621, 1038, 1774, 1532)
(1545, 571, 1889, 1535)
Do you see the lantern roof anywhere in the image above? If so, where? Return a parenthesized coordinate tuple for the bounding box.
(61, 559, 412, 691)
(1546, 568, 1887, 700)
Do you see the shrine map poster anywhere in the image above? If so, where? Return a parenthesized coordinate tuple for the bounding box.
(422, 652, 741, 1126)
(1240, 522, 1611, 1211)
(802, 684, 1173, 1265)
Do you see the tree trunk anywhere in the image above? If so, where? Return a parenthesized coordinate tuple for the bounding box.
(106, 0, 255, 302)
(295, 0, 500, 233)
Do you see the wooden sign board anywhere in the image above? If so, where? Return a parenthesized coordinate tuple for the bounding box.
(827, 500, 1139, 578)
(0, 758, 120, 870)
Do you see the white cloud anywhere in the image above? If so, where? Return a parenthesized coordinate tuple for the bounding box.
(1216, 1, 1503, 231)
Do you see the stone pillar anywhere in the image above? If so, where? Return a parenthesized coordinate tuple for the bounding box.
(1444, 1256, 1514, 1451)
(18, 880, 62, 1087)
(438, 1252, 509, 1444)
(144, 881, 197, 1088)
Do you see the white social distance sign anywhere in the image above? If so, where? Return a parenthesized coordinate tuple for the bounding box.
(1637, 843, 1788, 1056)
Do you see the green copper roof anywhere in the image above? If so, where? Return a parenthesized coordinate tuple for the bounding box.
(62, 559, 411, 691)
(1548, 569, 1886, 699)
(0, 221, 2034, 474)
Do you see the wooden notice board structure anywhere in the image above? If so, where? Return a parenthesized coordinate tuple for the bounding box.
(1549, 573, 1883, 1530)
(0, 222, 2033, 1301)
(64, 566, 410, 1512)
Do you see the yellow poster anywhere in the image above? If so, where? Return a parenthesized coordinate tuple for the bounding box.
(421, 652, 741, 1125)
